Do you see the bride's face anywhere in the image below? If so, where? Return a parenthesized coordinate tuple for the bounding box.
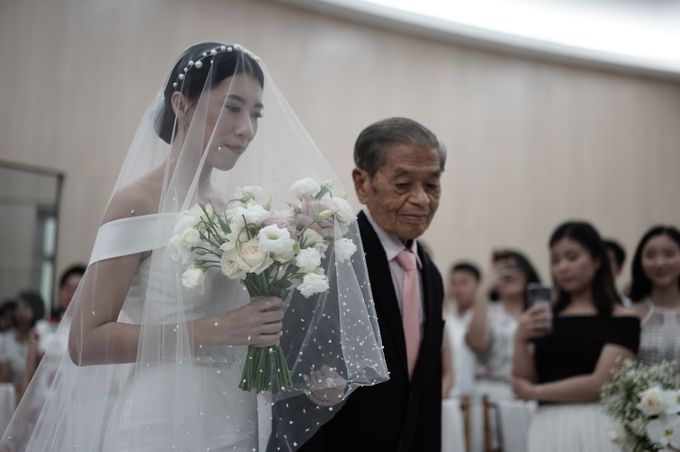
(203, 73, 263, 170)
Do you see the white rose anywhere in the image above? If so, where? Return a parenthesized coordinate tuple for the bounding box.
(297, 272, 329, 298)
(639, 387, 668, 416)
(296, 248, 321, 272)
(258, 224, 296, 260)
(220, 248, 244, 279)
(167, 234, 191, 267)
(226, 204, 270, 226)
(233, 185, 270, 207)
(291, 177, 321, 200)
(181, 267, 205, 290)
(334, 238, 357, 262)
(237, 238, 273, 274)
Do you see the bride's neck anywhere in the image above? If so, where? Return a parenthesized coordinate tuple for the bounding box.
(166, 141, 214, 200)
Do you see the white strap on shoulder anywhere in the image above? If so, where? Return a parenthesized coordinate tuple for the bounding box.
(89, 213, 177, 265)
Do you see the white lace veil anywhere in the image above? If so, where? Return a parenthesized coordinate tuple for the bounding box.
(1, 42, 387, 451)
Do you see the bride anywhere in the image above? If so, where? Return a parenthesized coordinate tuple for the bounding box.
(1, 42, 387, 451)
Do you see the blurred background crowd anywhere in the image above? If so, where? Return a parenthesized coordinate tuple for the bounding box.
(1, 0, 679, 450)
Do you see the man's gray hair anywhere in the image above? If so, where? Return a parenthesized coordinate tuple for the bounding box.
(353, 117, 447, 178)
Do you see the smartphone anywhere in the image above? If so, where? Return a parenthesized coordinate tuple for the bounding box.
(526, 283, 552, 309)
(526, 283, 553, 335)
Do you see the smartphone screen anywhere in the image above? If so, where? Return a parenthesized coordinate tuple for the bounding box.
(526, 283, 552, 309)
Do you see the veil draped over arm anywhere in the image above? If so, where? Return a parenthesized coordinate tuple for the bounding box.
(1, 42, 387, 452)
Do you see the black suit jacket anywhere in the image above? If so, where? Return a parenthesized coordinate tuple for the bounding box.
(297, 211, 445, 452)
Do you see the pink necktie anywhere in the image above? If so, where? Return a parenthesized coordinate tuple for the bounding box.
(396, 249, 420, 379)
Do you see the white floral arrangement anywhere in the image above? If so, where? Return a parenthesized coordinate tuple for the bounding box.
(601, 359, 680, 451)
(167, 178, 357, 393)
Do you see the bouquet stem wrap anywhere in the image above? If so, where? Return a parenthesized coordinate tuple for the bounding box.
(239, 277, 293, 393)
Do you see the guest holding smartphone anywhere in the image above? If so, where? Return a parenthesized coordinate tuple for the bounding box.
(512, 221, 639, 452)
(467, 250, 541, 399)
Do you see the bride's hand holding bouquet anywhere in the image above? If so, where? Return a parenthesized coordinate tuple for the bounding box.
(168, 177, 357, 393)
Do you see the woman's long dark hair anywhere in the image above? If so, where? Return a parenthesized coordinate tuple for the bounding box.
(155, 42, 264, 144)
(629, 225, 680, 302)
(549, 221, 620, 316)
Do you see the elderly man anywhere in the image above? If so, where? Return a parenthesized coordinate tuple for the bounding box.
(299, 117, 447, 451)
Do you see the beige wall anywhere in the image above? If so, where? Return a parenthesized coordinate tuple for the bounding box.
(1, 0, 679, 294)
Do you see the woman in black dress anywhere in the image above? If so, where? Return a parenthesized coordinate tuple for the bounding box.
(512, 221, 640, 452)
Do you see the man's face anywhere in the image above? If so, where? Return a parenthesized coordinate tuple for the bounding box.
(449, 270, 479, 310)
(353, 143, 441, 243)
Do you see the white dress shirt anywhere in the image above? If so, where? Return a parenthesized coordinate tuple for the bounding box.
(363, 208, 425, 329)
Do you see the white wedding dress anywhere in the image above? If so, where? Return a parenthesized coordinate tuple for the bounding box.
(102, 257, 258, 452)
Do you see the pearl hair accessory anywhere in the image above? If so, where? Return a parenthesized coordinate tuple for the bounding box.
(170, 44, 259, 91)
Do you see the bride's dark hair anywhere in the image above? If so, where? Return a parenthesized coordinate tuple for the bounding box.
(155, 42, 265, 144)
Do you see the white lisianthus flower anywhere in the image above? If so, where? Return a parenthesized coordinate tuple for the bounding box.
(291, 177, 321, 200)
(181, 267, 205, 290)
(646, 413, 680, 447)
(607, 424, 625, 444)
(220, 248, 244, 279)
(173, 207, 203, 234)
(296, 248, 321, 272)
(226, 204, 270, 226)
(639, 387, 668, 416)
(237, 238, 273, 274)
(233, 185, 270, 207)
(664, 390, 680, 414)
(329, 196, 354, 225)
(167, 234, 192, 267)
(627, 417, 647, 436)
(297, 272, 329, 298)
(320, 195, 353, 237)
(302, 229, 328, 256)
(219, 227, 242, 254)
(179, 227, 201, 248)
(334, 238, 357, 262)
(258, 224, 296, 261)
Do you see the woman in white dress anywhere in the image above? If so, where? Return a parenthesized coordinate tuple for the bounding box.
(0, 291, 44, 391)
(0, 42, 387, 451)
(467, 250, 541, 398)
(629, 226, 680, 365)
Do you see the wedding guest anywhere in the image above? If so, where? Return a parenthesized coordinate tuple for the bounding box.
(512, 221, 639, 452)
(628, 226, 680, 365)
(0, 291, 44, 389)
(297, 117, 446, 451)
(0, 300, 17, 333)
(603, 239, 626, 281)
(466, 249, 541, 398)
(603, 238, 632, 306)
(19, 264, 86, 400)
(50, 264, 85, 321)
(444, 261, 480, 397)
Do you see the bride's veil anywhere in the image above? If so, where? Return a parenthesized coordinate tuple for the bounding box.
(1, 42, 387, 451)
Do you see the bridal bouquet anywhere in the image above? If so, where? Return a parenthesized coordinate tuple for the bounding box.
(167, 178, 357, 393)
(601, 359, 680, 451)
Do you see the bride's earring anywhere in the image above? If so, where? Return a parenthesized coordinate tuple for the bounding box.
(217, 145, 223, 152)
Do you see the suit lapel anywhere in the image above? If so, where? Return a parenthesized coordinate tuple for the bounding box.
(410, 246, 441, 387)
(357, 212, 409, 376)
